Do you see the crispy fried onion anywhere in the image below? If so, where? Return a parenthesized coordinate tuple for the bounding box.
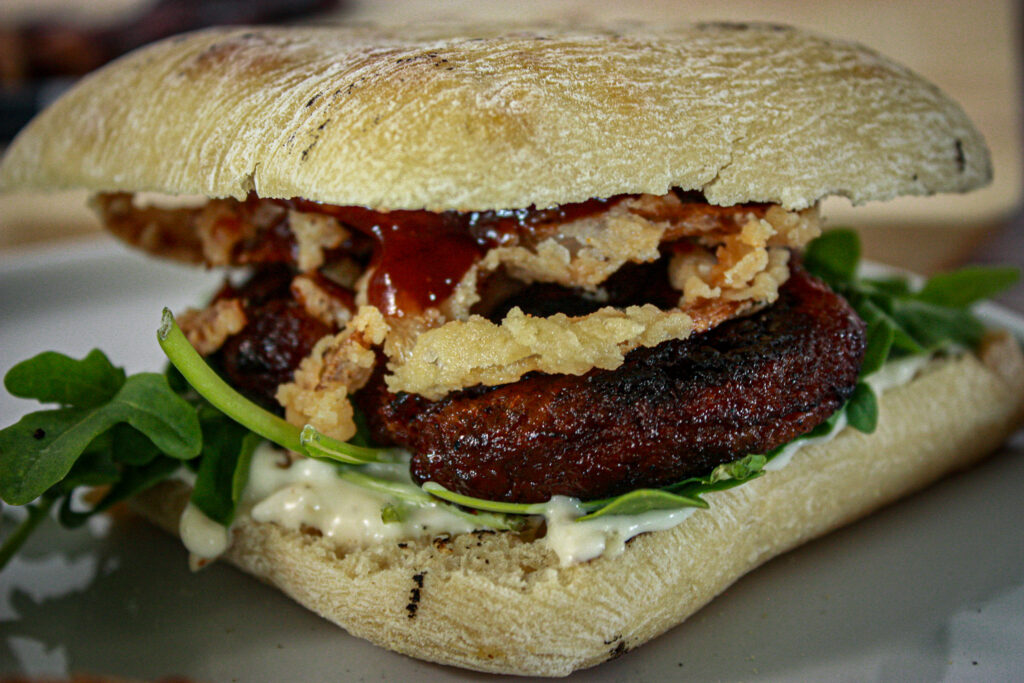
(388, 306, 698, 401)
(276, 306, 389, 441)
(177, 299, 247, 356)
(440, 197, 818, 320)
(92, 193, 347, 272)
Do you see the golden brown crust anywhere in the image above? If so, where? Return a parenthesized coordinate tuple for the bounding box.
(0, 22, 989, 211)
(133, 340, 1024, 677)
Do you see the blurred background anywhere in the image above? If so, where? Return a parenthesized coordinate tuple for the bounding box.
(0, 0, 1020, 306)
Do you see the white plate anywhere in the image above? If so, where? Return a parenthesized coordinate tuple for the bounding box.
(1, 241, 1023, 682)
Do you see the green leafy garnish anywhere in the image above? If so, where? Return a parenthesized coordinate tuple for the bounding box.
(190, 421, 261, 527)
(914, 266, 1020, 308)
(803, 228, 860, 285)
(424, 453, 771, 522)
(578, 490, 707, 518)
(804, 229, 1018, 353)
(300, 425, 386, 465)
(4, 349, 125, 409)
(0, 350, 203, 567)
(860, 317, 896, 377)
(845, 383, 879, 434)
(0, 364, 200, 506)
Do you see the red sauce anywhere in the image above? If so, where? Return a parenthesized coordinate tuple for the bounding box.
(282, 195, 628, 317)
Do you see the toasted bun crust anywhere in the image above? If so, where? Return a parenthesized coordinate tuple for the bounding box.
(0, 23, 989, 211)
(133, 337, 1024, 677)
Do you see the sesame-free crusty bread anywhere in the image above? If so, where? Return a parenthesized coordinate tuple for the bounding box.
(133, 336, 1024, 677)
(0, 22, 989, 212)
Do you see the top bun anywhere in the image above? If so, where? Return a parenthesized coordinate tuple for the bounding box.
(0, 22, 990, 212)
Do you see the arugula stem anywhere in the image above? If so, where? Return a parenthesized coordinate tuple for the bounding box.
(0, 496, 55, 570)
(300, 425, 385, 464)
(422, 482, 548, 515)
(158, 309, 304, 453)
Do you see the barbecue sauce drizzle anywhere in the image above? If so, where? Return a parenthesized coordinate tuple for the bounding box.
(282, 196, 627, 317)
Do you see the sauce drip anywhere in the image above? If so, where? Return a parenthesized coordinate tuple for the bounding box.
(284, 195, 627, 317)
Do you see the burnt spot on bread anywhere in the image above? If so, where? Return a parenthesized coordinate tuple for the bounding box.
(306, 92, 323, 108)
(394, 52, 452, 69)
(603, 635, 629, 661)
(341, 77, 367, 97)
(470, 529, 497, 547)
(607, 639, 629, 661)
(955, 139, 966, 173)
(432, 535, 452, 552)
(406, 571, 427, 618)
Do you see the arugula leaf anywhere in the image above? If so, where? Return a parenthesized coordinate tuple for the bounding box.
(342, 470, 526, 531)
(846, 383, 879, 434)
(4, 349, 125, 409)
(706, 453, 768, 484)
(914, 266, 1020, 308)
(802, 408, 844, 439)
(577, 489, 707, 520)
(888, 298, 985, 350)
(300, 425, 386, 465)
(861, 317, 896, 376)
(0, 372, 201, 506)
(190, 420, 260, 526)
(853, 296, 926, 356)
(803, 229, 860, 287)
(859, 276, 912, 298)
(110, 423, 163, 467)
(54, 433, 120, 493)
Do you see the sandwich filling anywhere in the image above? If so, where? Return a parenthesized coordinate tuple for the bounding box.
(93, 188, 863, 505)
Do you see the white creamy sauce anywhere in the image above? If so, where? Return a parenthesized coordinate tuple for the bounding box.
(179, 502, 230, 559)
(245, 448, 476, 546)
(177, 354, 934, 567)
(864, 354, 933, 395)
(542, 497, 697, 566)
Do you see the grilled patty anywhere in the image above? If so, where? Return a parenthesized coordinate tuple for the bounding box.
(357, 267, 866, 502)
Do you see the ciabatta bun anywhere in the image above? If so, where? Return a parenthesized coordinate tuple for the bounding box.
(133, 335, 1024, 676)
(0, 23, 989, 211)
(2, 20, 1014, 678)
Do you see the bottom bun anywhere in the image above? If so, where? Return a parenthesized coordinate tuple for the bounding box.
(133, 335, 1024, 677)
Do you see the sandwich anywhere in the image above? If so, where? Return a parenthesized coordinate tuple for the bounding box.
(1, 22, 1022, 677)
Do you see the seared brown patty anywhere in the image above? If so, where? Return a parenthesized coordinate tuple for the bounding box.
(357, 267, 866, 503)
